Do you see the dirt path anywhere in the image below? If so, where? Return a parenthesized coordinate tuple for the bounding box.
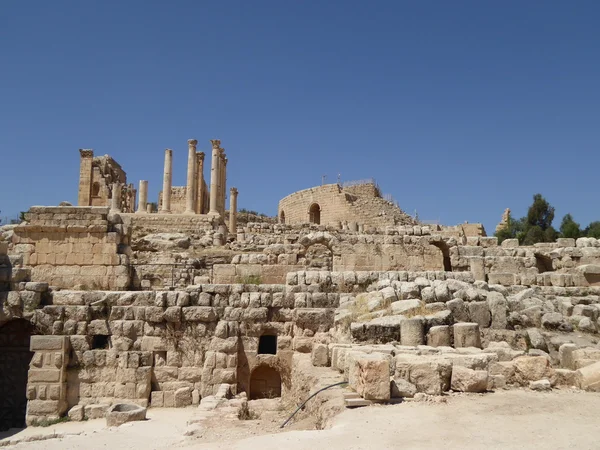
(4, 390, 600, 450)
(185, 390, 600, 450)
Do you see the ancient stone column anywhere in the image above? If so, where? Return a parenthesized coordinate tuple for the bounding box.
(185, 139, 198, 214)
(195, 152, 205, 214)
(208, 140, 221, 215)
(161, 149, 173, 213)
(137, 180, 148, 213)
(110, 182, 121, 212)
(146, 203, 153, 213)
(77, 149, 94, 206)
(221, 156, 228, 216)
(229, 187, 238, 234)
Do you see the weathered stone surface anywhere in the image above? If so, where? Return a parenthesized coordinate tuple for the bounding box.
(174, 387, 193, 407)
(395, 356, 452, 395)
(349, 353, 390, 401)
(390, 378, 417, 398)
(453, 323, 481, 348)
(106, 403, 147, 427)
(401, 317, 424, 346)
(311, 343, 329, 367)
(451, 366, 488, 393)
(67, 404, 85, 421)
(576, 361, 600, 391)
(468, 301, 491, 328)
(529, 379, 552, 391)
(513, 356, 555, 385)
(427, 325, 451, 347)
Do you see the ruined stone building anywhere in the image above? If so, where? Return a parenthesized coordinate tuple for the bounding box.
(278, 181, 416, 230)
(1, 139, 600, 431)
(77, 150, 137, 213)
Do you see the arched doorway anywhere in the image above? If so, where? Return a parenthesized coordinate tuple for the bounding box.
(309, 203, 321, 225)
(0, 320, 34, 431)
(280, 211, 285, 224)
(249, 365, 282, 399)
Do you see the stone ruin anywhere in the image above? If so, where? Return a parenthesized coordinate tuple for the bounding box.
(1, 139, 600, 431)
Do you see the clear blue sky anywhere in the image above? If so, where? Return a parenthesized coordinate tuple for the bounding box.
(1, 1, 599, 233)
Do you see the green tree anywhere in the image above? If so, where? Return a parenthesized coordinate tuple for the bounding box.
(560, 214, 581, 239)
(526, 194, 555, 230)
(584, 221, 600, 239)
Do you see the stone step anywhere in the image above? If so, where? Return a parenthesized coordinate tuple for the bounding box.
(345, 398, 373, 408)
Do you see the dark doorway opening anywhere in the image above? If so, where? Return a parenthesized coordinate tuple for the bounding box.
(249, 365, 282, 399)
(92, 335, 111, 350)
(309, 203, 321, 225)
(258, 335, 277, 355)
(535, 254, 554, 273)
(0, 320, 33, 431)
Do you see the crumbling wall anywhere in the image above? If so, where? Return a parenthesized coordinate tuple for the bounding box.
(12, 207, 131, 290)
(278, 183, 415, 229)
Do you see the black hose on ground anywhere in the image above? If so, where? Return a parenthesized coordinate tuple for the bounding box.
(280, 381, 348, 429)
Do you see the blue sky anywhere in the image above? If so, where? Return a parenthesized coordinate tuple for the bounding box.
(1, 1, 599, 233)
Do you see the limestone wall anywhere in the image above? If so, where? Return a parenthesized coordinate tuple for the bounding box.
(12, 207, 131, 290)
(278, 183, 415, 229)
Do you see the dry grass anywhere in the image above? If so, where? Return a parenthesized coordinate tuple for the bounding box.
(401, 301, 430, 318)
(339, 293, 393, 330)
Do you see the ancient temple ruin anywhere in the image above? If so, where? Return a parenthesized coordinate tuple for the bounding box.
(1, 140, 600, 432)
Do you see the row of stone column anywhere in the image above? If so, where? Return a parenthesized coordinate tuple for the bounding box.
(127, 139, 238, 232)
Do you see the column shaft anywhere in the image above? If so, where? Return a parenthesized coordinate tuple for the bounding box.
(161, 149, 173, 213)
(185, 139, 198, 214)
(110, 183, 121, 212)
(209, 140, 221, 214)
(196, 152, 205, 213)
(229, 187, 238, 234)
(137, 180, 148, 213)
(77, 149, 94, 206)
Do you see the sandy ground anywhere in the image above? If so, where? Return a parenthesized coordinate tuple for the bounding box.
(3, 390, 600, 449)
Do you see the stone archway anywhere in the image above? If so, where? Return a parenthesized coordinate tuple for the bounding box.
(0, 320, 34, 431)
(249, 365, 282, 399)
(309, 203, 321, 225)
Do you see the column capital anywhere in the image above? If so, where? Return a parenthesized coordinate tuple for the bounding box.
(210, 139, 221, 149)
(196, 152, 205, 161)
(165, 148, 173, 154)
(79, 149, 94, 158)
(188, 139, 198, 147)
(230, 187, 238, 195)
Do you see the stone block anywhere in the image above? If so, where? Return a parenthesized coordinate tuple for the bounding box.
(390, 378, 417, 398)
(529, 379, 552, 391)
(468, 301, 491, 328)
(28, 369, 61, 383)
(150, 391, 164, 407)
(349, 353, 390, 401)
(453, 323, 481, 348)
(174, 387, 192, 407)
(68, 404, 85, 421)
(163, 391, 175, 407)
(401, 318, 424, 346)
(84, 403, 109, 419)
(395, 356, 452, 395)
(311, 343, 329, 367)
(30, 335, 68, 351)
(427, 325, 451, 347)
(513, 356, 555, 385)
(451, 366, 488, 392)
(554, 368, 578, 387)
(182, 307, 217, 322)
